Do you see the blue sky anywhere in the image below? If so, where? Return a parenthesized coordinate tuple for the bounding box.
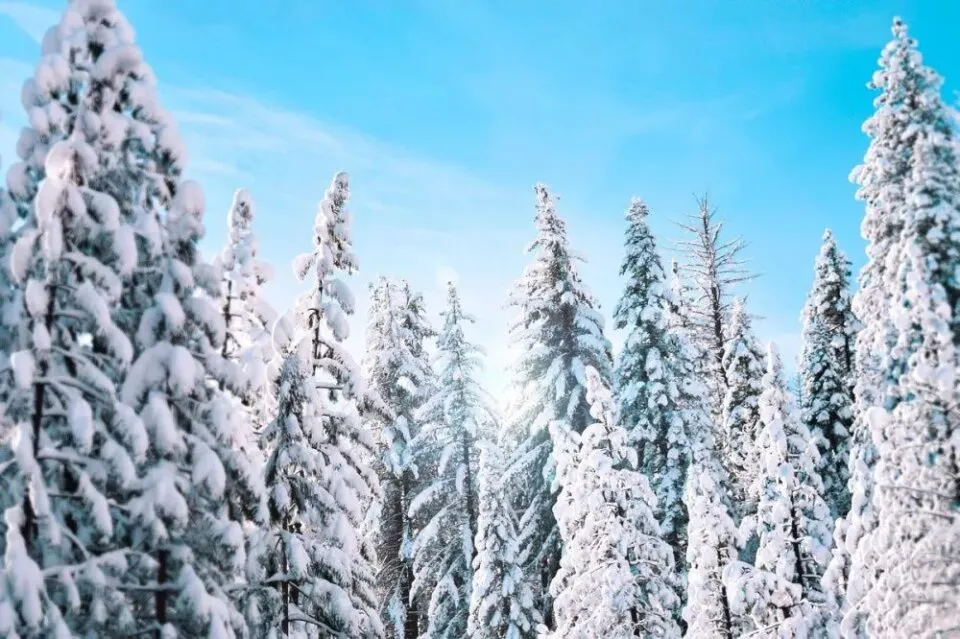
(0, 0, 958, 396)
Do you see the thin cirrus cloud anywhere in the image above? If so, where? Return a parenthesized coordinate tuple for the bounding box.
(0, 0, 530, 398)
(157, 84, 529, 396)
(0, 0, 814, 397)
(0, 0, 55, 43)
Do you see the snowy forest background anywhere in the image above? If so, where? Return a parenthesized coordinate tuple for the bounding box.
(0, 1, 959, 638)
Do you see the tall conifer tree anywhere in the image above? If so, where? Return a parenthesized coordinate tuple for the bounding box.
(502, 184, 612, 628)
(799, 229, 857, 519)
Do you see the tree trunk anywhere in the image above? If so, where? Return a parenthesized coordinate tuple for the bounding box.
(282, 529, 290, 635)
(401, 563, 418, 638)
(156, 548, 169, 639)
(715, 546, 734, 639)
(220, 278, 233, 361)
(460, 431, 478, 562)
(22, 283, 56, 557)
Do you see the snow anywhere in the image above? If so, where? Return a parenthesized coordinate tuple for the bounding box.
(468, 441, 541, 638)
(0, 6, 956, 638)
(501, 184, 613, 626)
(550, 366, 681, 638)
(719, 298, 765, 522)
(363, 274, 435, 633)
(612, 197, 705, 601)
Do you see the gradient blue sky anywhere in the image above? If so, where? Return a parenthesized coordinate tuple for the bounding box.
(0, 1, 958, 396)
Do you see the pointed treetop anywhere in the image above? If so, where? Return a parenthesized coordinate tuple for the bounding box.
(227, 188, 254, 240)
(891, 15, 907, 39)
(534, 182, 553, 206)
(585, 366, 615, 429)
(869, 15, 939, 97)
(626, 197, 650, 222)
(532, 183, 570, 248)
(442, 280, 470, 324)
(766, 342, 783, 384)
(295, 170, 355, 281)
(730, 296, 752, 332)
(331, 169, 349, 191)
(814, 228, 850, 275)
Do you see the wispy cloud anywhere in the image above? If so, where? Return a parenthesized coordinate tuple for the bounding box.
(0, 1, 56, 44)
(156, 86, 527, 394)
(0, 0, 807, 400)
(0, 2, 528, 395)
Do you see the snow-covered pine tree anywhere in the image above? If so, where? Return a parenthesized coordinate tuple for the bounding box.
(613, 198, 708, 597)
(4, 3, 257, 634)
(251, 170, 383, 638)
(0, 126, 22, 561)
(217, 188, 277, 429)
(409, 282, 492, 639)
(5, 0, 186, 349)
(467, 439, 540, 639)
(748, 344, 833, 637)
(676, 196, 757, 422)
(671, 297, 739, 638)
(718, 298, 765, 519)
(0, 140, 142, 636)
(550, 366, 681, 638)
(501, 183, 612, 627)
(799, 229, 857, 519)
(292, 171, 358, 378)
(117, 178, 268, 636)
(1, 0, 170, 407)
(213, 189, 277, 632)
(17, 2, 273, 631)
(847, 17, 960, 637)
(832, 18, 958, 637)
(253, 307, 381, 637)
(365, 277, 436, 638)
(0, 141, 20, 409)
(682, 426, 738, 639)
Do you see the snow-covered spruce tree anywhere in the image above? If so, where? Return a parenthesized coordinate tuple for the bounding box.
(748, 344, 832, 637)
(409, 282, 492, 639)
(365, 277, 436, 638)
(5, 0, 186, 346)
(718, 298, 765, 519)
(847, 18, 960, 637)
(117, 179, 268, 636)
(1, 0, 177, 402)
(213, 189, 277, 632)
(799, 229, 857, 520)
(616, 200, 715, 627)
(0, 146, 20, 408)
(831, 19, 958, 637)
(501, 183, 612, 627)
(250, 170, 383, 638)
(613, 198, 705, 590)
(676, 196, 757, 422)
(3, 1, 213, 631)
(0, 140, 142, 636)
(550, 366, 681, 638)
(28, 2, 272, 631)
(682, 425, 739, 639)
(0, 131, 22, 560)
(292, 171, 357, 378)
(253, 307, 381, 637)
(670, 300, 740, 638)
(0, 0, 149, 404)
(467, 439, 540, 639)
(217, 188, 277, 431)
